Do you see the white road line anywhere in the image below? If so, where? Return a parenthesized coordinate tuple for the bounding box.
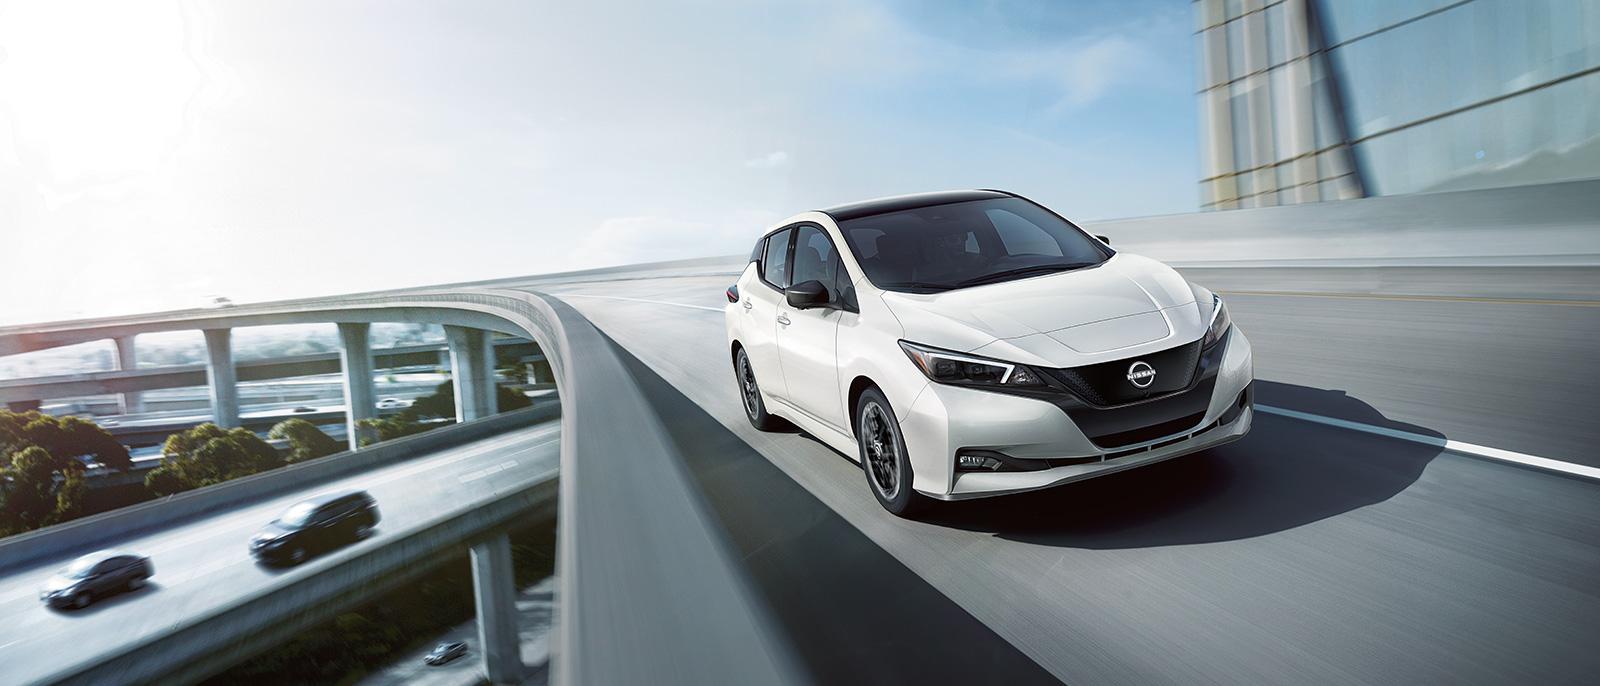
(560, 290, 1598, 481)
(554, 293, 724, 312)
(1257, 405, 1600, 481)
(458, 459, 521, 483)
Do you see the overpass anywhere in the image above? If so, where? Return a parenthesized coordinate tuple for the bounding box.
(0, 338, 543, 409)
(0, 180, 1598, 685)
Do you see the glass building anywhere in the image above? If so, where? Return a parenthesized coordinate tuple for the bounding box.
(1195, 0, 1600, 210)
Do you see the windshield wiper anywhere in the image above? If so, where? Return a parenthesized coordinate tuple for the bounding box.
(954, 263, 1092, 288)
(880, 280, 955, 293)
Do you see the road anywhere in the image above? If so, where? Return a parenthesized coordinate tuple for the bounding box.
(358, 577, 554, 686)
(544, 272, 1600, 685)
(0, 421, 559, 686)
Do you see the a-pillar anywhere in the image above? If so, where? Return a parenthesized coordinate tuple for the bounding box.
(445, 326, 497, 422)
(202, 328, 239, 428)
(471, 531, 524, 684)
(112, 335, 144, 415)
(338, 323, 376, 449)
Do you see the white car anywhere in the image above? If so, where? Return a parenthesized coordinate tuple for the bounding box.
(724, 190, 1253, 516)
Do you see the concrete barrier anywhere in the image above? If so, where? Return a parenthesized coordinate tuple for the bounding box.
(0, 402, 557, 574)
(41, 470, 560, 686)
(1085, 178, 1600, 268)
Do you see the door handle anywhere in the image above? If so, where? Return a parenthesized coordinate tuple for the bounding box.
(776, 314, 791, 326)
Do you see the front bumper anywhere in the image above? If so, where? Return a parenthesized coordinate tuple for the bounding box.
(898, 328, 1254, 499)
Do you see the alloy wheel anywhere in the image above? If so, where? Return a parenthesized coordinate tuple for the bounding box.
(861, 401, 900, 499)
(738, 354, 760, 418)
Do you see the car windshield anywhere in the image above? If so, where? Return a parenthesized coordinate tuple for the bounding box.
(837, 197, 1111, 293)
(278, 502, 319, 528)
(62, 556, 104, 578)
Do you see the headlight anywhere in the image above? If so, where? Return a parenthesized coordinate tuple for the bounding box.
(1204, 294, 1231, 348)
(898, 341, 1043, 388)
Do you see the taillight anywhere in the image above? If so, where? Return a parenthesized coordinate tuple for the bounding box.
(725, 285, 740, 303)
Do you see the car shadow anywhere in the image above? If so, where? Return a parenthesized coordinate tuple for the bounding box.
(51, 581, 162, 615)
(922, 380, 1446, 549)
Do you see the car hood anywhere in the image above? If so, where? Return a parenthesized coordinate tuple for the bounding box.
(253, 522, 296, 541)
(880, 253, 1198, 360)
(42, 574, 79, 593)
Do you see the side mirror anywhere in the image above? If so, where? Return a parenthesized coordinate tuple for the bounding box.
(785, 280, 830, 309)
(1094, 234, 1111, 245)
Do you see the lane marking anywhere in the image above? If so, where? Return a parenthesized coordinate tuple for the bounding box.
(1219, 289, 1600, 307)
(1257, 405, 1600, 481)
(554, 293, 723, 312)
(562, 288, 1598, 481)
(459, 459, 521, 483)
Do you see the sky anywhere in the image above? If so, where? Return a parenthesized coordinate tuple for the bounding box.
(0, 0, 1199, 325)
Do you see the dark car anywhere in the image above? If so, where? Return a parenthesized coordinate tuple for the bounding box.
(250, 489, 380, 565)
(292, 405, 318, 413)
(40, 550, 153, 609)
(424, 641, 468, 666)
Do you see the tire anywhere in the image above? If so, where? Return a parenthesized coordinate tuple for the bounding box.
(734, 347, 782, 431)
(289, 547, 307, 564)
(73, 592, 91, 609)
(854, 387, 929, 517)
(355, 522, 374, 539)
(127, 576, 146, 591)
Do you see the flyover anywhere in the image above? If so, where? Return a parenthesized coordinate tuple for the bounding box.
(0, 338, 544, 410)
(0, 179, 1597, 685)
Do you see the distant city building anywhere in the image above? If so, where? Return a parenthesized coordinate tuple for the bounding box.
(1195, 0, 1600, 210)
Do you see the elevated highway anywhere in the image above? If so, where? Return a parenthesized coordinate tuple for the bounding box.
(0, 179, 1596, 684)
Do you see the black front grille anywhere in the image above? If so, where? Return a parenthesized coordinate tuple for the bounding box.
(1088, 411, 1208, 449)
(1042, 339, 1202, 406)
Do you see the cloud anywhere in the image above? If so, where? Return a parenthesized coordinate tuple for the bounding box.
(744, 151, 790, 169)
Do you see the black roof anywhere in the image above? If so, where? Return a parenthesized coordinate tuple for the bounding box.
(299, 488, 369, 507)
(820, 190, 1013, 221)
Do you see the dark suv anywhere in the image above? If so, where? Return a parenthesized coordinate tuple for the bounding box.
(250, 489, 380, 565)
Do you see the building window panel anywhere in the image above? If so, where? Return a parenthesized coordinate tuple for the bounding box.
(1226, 18, 1248, 79)
(1352, 71, 1600, 195)
(1266, 2, 1288, 67)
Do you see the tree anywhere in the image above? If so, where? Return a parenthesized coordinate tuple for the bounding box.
(356, 415, 432, 446)
(0, 446, 84, 535)
(268, 419, 342, 464)
(407, 380, 532, 420)
(145, 423, 284, 496)
(0, 410, 131, 472)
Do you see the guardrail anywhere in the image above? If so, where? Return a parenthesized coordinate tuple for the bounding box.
(1, 288, 799, 685)
(1086, 177, 1600, 268)
(42, 466, 561, 686)
(0, 402, 557, 575)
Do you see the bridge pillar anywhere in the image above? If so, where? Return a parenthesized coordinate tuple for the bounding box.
(471, 531, 525, 684)
(113, 335, 144, 415)
(337, 323, 376, 449)
(445, 326, 497, 422)
(202, 328, 239, 428)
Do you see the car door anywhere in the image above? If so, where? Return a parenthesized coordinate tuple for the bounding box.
(776, 225, 850, 431)
(310, 504, 343, 547)
(741, 227, 793, 401)
(91, 558, 120, 594)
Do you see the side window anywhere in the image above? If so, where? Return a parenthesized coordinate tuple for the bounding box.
(987, 209, 1064, 257)
(791, 226, 837, 289)
(760, 228, 792, 288)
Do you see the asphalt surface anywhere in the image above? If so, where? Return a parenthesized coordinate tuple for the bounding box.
(359, 577, 555, 686)
(0, 421, 559, 686)
(546, 273, 1600, 685)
